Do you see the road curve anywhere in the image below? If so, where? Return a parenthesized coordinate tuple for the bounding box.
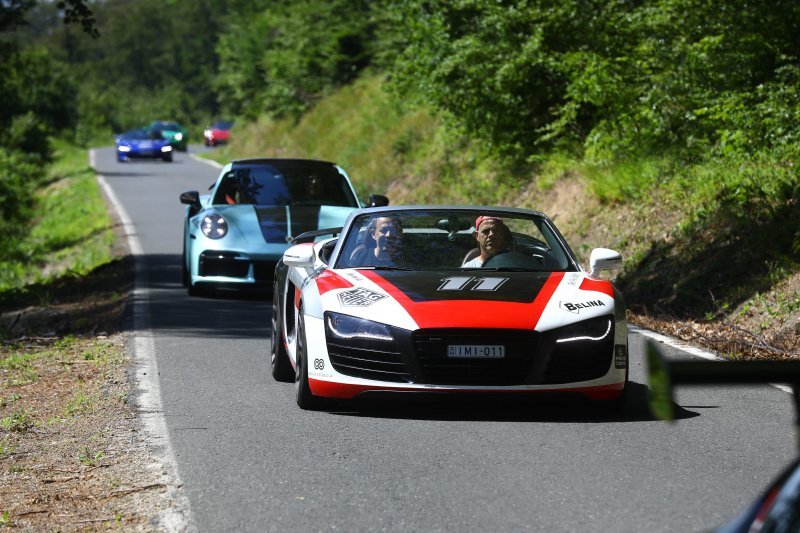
(93, 146, 796, 532)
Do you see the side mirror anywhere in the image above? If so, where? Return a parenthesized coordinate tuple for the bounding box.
(368, 194, 389, 207)
(589, 248, 622, 277)
(283, 244, 316, 268)
(180, 190, 201, 208)
(180, 190, 202, 216)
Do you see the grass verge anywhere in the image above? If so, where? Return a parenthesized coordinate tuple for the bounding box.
(0, 140, 179, 529)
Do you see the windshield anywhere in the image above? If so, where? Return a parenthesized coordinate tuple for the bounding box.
(334, 209, 575, 272)
(120, 129, 155, 140)
(212, 161, 358, 207)
(151, 122, 181, 131)
(213, 121, 233, 129)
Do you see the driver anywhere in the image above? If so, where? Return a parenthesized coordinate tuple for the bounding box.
(364, 216, 403, 266)
(462, 216, 511, 267)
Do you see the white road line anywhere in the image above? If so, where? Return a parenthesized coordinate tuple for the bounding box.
(630, 325, 793, 394)
(92, 149, 194, 531)
(190, 152, 223, 169)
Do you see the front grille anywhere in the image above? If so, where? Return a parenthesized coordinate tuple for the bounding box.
(253, 261, 277, 282)
(327, 341, 412, 383)
(413, 329, 537, 386)
(199, 251, 249, 278)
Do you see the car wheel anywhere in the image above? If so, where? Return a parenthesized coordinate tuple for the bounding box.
(163, 153, 173, 162)
(295, 309, 321, 410)
(271, 283, 293, 382)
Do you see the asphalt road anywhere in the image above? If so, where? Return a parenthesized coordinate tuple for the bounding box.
(93, 146, 797, 532)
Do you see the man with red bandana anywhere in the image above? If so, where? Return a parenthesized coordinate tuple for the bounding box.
(462, 216, 512, 268)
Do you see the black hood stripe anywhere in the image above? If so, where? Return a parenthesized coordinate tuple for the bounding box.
(366, 270, 553, 304)
(255, 205, 326, 243)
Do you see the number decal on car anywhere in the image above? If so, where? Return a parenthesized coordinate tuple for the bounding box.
(437, 277, 509, 291)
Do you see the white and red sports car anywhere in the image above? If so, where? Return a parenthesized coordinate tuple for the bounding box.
(271, 206, 628, 410)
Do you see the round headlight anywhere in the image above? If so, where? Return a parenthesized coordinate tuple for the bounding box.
(201, 214, 228, 239)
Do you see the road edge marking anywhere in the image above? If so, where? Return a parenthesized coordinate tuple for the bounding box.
(630, 324, 793, 394)
(190, 152, 223, 169)
(91, 149, 195, 531)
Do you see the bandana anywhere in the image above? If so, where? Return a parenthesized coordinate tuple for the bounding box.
(475, 216, 503, 231)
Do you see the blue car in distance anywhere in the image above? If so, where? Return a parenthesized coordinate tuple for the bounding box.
(115, 128, 173, 163)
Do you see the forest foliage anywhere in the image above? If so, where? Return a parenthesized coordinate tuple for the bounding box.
(1, 0, 799, 265)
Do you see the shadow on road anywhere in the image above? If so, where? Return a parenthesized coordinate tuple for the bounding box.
(323, 382, 700, 423)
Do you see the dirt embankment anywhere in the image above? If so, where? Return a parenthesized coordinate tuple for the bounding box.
(0, 258, 187, 530)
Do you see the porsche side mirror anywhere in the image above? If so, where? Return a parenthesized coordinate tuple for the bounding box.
(589, 248, 622, 277)
(283, 244, 316, 268)
(368, 194, 389, 207)
(180, 190, 201, 210)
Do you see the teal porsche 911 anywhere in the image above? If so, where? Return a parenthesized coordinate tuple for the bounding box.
(179, 158, 388, 296)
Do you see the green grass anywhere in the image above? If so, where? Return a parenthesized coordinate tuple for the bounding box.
(0, 409, 35, 432)
(0, 353, 38, 386)
(65, 387, 97, 417)
(0, 138, 115, 292)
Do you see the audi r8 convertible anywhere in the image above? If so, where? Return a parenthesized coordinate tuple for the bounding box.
(271, 206, 629, 410)
(180, 158, 383, 296)
(115, 128, 173, 162)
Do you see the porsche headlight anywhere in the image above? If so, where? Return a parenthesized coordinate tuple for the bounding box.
(118, 145, 131, 152)
(201, 214, 228, 239)
(325, 312, 393, 342)
(174, 133, 183, 141)
(161, 145, 173, 152)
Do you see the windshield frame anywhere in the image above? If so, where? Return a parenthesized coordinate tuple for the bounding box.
(330, 206, 580, 272)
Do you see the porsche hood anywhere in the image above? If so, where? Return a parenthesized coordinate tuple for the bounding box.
(199, 204, 357, 246)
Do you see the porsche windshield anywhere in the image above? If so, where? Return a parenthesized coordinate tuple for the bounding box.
(212, 161, 358, 207)
(335, 209, 576, 271)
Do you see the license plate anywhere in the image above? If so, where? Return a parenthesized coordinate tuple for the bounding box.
(447, 345, 505, 358)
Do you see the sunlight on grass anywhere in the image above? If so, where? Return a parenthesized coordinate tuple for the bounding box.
(0, 140, 114, 292)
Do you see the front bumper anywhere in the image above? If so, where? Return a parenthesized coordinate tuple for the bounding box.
(304, 314, 628, 401)
(192, 250, 278, 287)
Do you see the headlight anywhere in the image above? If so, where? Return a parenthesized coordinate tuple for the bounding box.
(201, 214, 228, 239)
(325, 312, 393, 342)
(118, 145, 131, 152)
(174, 133, 183, 141)
(161, 145, 173, 152)
(555, 315, 613, 344)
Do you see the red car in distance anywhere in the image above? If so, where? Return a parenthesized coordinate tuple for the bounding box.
(203, 120, 234, 146)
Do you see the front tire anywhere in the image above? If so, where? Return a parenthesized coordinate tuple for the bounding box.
(271, 283, 293, 382)
(295, 309, 321, 410)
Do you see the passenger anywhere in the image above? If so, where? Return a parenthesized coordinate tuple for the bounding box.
(462, 216, 511, 267)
